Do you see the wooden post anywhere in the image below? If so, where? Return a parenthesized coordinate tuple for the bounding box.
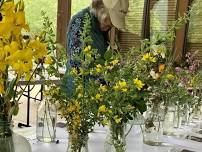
(56, 0, 72, 49)
(173, 0, 190, 62)
(141, 0, 150, 40)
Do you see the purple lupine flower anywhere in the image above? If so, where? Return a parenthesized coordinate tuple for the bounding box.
(175, 67, 182, 73)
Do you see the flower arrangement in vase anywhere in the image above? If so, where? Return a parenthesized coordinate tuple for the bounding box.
(0, 0, 49, 151)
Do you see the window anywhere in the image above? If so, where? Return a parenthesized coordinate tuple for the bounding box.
(187, 0, 202, 60)
(119, 0, 145, 51)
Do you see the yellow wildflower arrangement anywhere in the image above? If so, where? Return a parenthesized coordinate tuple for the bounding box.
(0, 0, 48, 121)
(48, 14, 101, 151)
(91, 12, 193, 126)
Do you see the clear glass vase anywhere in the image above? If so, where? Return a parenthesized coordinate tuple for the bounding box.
(36, 96, 57, 142)
(173, 105, 183, 128)
(163, 105, 175, 135)
(141, 105, 164, 146)
(104, 121, 126, 152)
(67, 134, 89, 152)
(0, 117, 15, 152)
(0, 116, 31, 152)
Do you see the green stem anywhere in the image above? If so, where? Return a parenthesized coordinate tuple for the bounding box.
(16, 62, 41, 102)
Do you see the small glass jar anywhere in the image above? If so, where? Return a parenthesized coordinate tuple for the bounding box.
(104, 121, 126, 152)
(173, 105, 183, 128)
(36, 96, 57, 142)
(141, 105, 164, 146)
(163, 105, 175, 135)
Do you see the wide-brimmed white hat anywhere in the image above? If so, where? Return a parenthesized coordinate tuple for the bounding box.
(103, 0, 129, 30)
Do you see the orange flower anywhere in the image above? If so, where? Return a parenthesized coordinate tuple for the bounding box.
(159, 64, 165, 73)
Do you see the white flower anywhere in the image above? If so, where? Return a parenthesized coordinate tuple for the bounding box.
(150, 69, 160, 80)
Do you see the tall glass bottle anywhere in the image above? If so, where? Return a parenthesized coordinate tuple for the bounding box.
(36, 96, 57, 142)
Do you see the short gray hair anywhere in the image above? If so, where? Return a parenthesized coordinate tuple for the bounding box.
(90, 0, 110, 22)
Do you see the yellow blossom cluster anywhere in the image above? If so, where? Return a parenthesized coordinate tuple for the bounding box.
(113, 79, 128, 92)
(142, 53, 156, 63)
(0, 0, 48, 94)
(83, 45, 92, 57)
(133, 78, 145, 90)
(61, 100, 81, 134)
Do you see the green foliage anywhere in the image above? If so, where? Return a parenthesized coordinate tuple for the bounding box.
(40, 11, 66, 78)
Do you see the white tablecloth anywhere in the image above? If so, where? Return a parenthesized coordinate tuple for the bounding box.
(14, 124, 202, 152)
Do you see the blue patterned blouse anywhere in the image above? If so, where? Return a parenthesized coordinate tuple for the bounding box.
(67, 7, 109, 67)
(64, 7, 109, 97)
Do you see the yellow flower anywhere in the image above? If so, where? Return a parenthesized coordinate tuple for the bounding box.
(78, 93, 83, 98)
(106, 65, 113, 70)
(0, 62, 6, 72)
(71, 68, 78, 75)
(166, 74, 174, 80)
(1, 1, 15, 12)
(95, 93, 102, 101)
(74, 101, 80, 109)
(0, 22, 13, 38)
(99, 85, 107, 92)
(73, 114, 81, 127)
(22, 48, 33, 61)
(22, 61, 32, 72)
(113, 80, 127, 92)
(121, 88, 128, 92)
(88, 45, 91, 50)
(12, 62, 23, 74)
(108, 109, 113, 114)
(44, 55, 53, 64)
(0, 48, 6, 60)
(113, 84, 119, 91)
(118, 80, 127, 88)
(102, 119, 109, 125)
(28, 39, 47, 59)
(79, 67, 84, 75)
(83, 45, 91, 54)
(67, 105, 76, 113)
(95, 64, 102, 73)
(15, 11, 26, 26)
(133, 78, 145, 91)
(142, 53, 156, 63)
(10, 41, 19, 53)
(110, 59, 119, 66)
(114, 115, 122, 124)
(96, 64, 102, 68)
(0, 84, 5, 94)
(98, 105, 107, 113)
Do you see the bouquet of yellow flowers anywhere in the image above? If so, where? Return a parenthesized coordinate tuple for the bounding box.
(0, 0, 48, 123)
(0, 0, 49, 151)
